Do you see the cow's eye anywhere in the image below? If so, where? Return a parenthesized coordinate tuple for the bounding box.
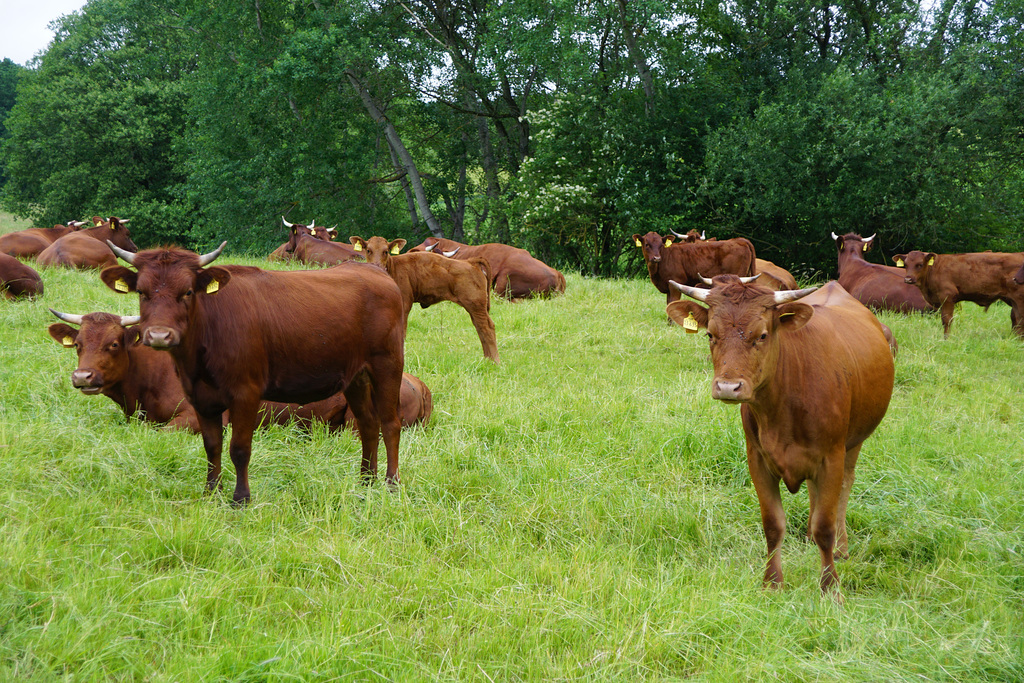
(185, 289, 194, 297)
(110, 341, 119, 349)
(759, 332, 768, 341)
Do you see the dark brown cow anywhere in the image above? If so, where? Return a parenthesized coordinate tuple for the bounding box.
(1014, 260, 1024, 286)
(631, 232, 756, 303)
(37, 232, 117, 269)
(100, 241, 406, 504)
(1, 253, 44, 298)
(48, 310, 431, 431)
(0, 221, 86, 258)
(351, 235, 499, 362)
(82, 217, 138, 252)
(284, 223, 362, 266)
(893, 250, 1024, 338)
(408, 237, 565, 300)
(833, 233, 933, 313)
(269, 217, 337, 261)
(667, 276, 894, 597)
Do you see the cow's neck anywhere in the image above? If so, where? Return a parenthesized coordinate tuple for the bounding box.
(836, 245, 866, 275)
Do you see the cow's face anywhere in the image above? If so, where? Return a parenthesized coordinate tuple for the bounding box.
(668, 276, 814, 403)
(834, 232, 874, 255)
(101, 244, 230, 350)
(90, 217, 138, 252)
(312, 226, 337, 242)
(48, 312, 137, 393)
(632, 232, 674, 264)
(284, 224, 316, 252)
(350, 236, 405, 270)
(894, 251, 934, 286)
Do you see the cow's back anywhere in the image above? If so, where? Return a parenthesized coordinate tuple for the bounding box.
(38, 233, 117, 269)
(667, 238, 756, 286)
(839, 260, 933, 313)
(0, 231, 51, 259)
(0, 253, 44, 298)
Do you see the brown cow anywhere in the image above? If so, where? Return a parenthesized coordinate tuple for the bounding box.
(667, 276, 894, 597)
(351, 235, 499, 362)
(1014, 260, 1024, 286)
(408, 237, 565, 300)
(754, 259, 798, 291)
(893, 250, 1024, 338)
(269, 217, 338, 261)
(1, 253, 44, 298)
(100, 241, 406, 504)
(81, 217, 138, 252)
(833, 233, 933, 313)
(48, 309, 431, 431)
(37, 232, 117, 269)
(284, 223, 362, 266)
(632, 232, 756, 303)
(0, 221, 88, 258)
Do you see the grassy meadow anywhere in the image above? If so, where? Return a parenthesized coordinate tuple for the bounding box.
(1, 239, 1022, 680)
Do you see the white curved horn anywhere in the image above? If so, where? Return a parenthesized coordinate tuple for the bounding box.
(119, 315, 141, 326)
(738, 273, 761, 284)
(698, 273, 714, 286)
(863, 233, 875, 243)
(772, 286, 819, 303)
(700, 230, 706, 240)
(282, 216, 294, 228)
(424, 242, 438, 252)
(197, 241, 227, 267)
(107, 240, 136, 264)
(669, 280, 710, 302)
(831, 232, 840, 240)
(442, 247, 460, 257)
(309, 219, 315, 228)
(49, 308, 84, 325)
(668, 227, 687, 238)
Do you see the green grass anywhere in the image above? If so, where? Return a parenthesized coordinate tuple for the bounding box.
(2, 250, 1022, 680)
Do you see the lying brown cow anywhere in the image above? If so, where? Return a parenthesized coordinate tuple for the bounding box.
(0, 221, 86, 258)
(1, 253, 44, 298)
(284, 222, 361, 266)
(408, 237, 565, 300)
(351, 235, 499, 362)
(269, 217, 338, 261)
(48, 309, 431, 431)
(668, 275, 894, 597)
(101, 240, 406, 504)
(37, 232, 117, 269)
(893, 250, 1024, 337)
(632, 232, 756, 303)
(833, 233, 932, 313)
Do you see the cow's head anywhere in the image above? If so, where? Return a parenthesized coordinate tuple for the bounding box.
(313, 225, 337, 242)
(282, 217, 318, 250)
(48, 310, 141, 393)
(667, 274, 818, 403)
(100, 241, 229, 349)
(832, 232, 875, 254)
(632, 232, 674, 264)
(89, 216, 138, 252)
(350, 235, 405, 270)
(892, 250, 935, 286)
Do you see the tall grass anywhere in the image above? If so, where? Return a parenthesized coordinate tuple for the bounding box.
(1, 252, 1022, 680)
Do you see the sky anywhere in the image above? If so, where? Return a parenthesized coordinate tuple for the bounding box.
(1, 0, 89, 65)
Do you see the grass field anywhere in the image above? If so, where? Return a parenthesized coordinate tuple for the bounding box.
(1, 243, 1022, 679)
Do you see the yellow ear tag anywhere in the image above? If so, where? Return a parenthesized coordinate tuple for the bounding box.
(664, 238, 674, 247)
(682, 312, 699, 333)
(206, 279, 220, 294)
(353, 243, 362, 251)
(895, 258, 904, 267)
(62, 336, 74, 347)
(927, 256, 935, 266)
(862, 244, 869, 252)
(634, 239, 642, 248)
(390, 245, 401, 255)
(114, 278, 129, 293)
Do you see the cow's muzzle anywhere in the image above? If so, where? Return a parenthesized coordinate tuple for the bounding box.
(712, 378, 750, 403)
(143, 326, 181, 349)
(904, 277, 915, 285)
(72, 370, 102, 394)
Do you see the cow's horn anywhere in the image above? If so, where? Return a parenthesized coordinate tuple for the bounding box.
(282, 216, 293, 228)
(108, 240, 136, 264)
(49, 308, 84, 325)
(831, 231, 840, 240)
(670, 280, 710, 302)
(442, 247, 460, 257)
(738, 273, 761, 283)
(119, 315, 141, 326)
(863, 233, 875, 243)
(424, 242, 438, 252)
(309, 219, 315, 228)
(668, 227, 686, 238)
(197, 241, 227, 266)
(772, 286, 818, 303)
(698, 273, 714, 286)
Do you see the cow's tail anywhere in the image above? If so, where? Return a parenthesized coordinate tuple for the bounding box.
(555, 269, 567, 294)
(742, 238, 757, 277)
(469, 257, 493, 289)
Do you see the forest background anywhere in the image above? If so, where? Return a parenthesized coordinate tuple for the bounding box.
(1, 0, 1022, 278)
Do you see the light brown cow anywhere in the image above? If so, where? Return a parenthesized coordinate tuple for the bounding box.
(668, 275, 894, 597)
(893, 250, 1024, 337)
(351, 235, 499, 362)
(37, 232, 117, 269)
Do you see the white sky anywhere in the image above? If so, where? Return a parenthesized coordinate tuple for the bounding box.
(1, 0, 89, 65)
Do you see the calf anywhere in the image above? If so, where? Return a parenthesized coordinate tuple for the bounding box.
(101, 240, 406, 504)
(351, 235, 499, 362)
(893, 250, 1024, 337)
(668, 275, 894, 596)
(1, 253, 44, 298)
(834, 233, 932, 313)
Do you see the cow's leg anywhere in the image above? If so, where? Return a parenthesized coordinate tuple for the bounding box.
(939, 300, 956, 338)
(835, 444, 863, 560)
(197, 412, 224, 494)
(748, 447, 785, 589)
(811, 450, 847, 596)
(373, 361, 404, 487)
(344, 373, 379, 484)
(806, 480, 817, 542)
(463, 296, 500, 362)
(1009, 300, 1024, 338)
(226, 398, 260, 506)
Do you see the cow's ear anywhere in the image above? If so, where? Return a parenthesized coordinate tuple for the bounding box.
(100, 266, 138, 294)
(667, 301, 708, 333)
(48, 323, 79, 347)
(125, 326, 142, 345)
(389, 238, 407, 255)
(664, 236, 675, 247)
(631, 234, 642, 248)
(196, 266, 231, 295)
(776, 302, 813, 332)
(349, 236, 365, 251)
(892, 254, 906, 268)
(925, 252, 937, 267)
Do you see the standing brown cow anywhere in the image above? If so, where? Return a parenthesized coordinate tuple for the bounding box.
(833, 233, 932, 313)
(351, 235, 499, 362)
(48, 309, 431, 431)
(408, 237, 565, 300)
(100, 241, 406, 504)
(893, 250, 1024, 338)
(667, 276, 894, 597)
(1, 253, 44, 298)
(632, 232, 756, 303)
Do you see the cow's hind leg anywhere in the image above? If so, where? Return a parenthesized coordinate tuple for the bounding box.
(811, 449, 847, 597)
(835, 444, 863, 560)
(345, 372, 380, 484)
(462, 293, 499, 363)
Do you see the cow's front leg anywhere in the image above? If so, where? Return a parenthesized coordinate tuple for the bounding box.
(811, 451, 847, 598)
(226, 399, 260, 506)
(748, 447, 785, 589)
(197, 412, 224, 494)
